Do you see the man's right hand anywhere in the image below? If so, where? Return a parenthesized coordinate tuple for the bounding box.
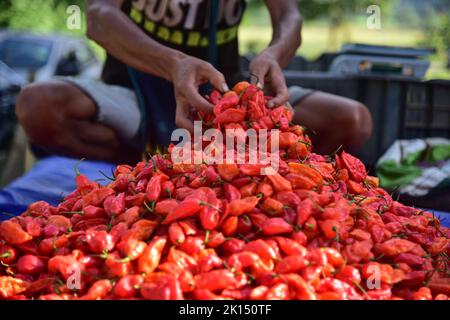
(170, 55, 229, 132)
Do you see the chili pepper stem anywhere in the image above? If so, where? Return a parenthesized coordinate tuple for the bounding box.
(0, 252, 11, 259)
(74, 157, 85, 176)
(353, 281, 370, 299)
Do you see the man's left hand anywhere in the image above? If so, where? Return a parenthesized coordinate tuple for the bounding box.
(249, 50, 289, 108)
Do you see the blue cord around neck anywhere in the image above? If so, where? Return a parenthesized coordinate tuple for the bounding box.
(208, 0, 219, 68)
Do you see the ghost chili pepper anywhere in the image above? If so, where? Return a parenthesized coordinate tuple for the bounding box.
(137, 236, 167, 274)
(162, 198, 202, 225)
(227, 196, 260, 216)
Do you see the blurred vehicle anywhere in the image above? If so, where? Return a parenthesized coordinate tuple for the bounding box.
(0, 60, 23, 148)
(0, 60, 24, 186)
(0, 31, 101, 81)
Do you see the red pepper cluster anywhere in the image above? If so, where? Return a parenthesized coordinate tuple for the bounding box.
(0, 82, 449, 300)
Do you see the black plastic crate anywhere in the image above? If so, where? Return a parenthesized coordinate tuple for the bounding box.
(0, 85, 19, 149)
(282, 71, 450, 166)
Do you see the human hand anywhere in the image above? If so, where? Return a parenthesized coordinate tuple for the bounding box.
(249, 50, 289, 108)
(170, 55, 229, 132)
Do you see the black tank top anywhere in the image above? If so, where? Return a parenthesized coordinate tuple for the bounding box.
(101, 0, 246, 88)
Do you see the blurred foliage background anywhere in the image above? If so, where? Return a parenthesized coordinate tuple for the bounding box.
(0, 0, 449, 78)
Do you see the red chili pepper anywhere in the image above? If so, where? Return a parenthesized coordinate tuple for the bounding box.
(154, 199, 178, 216)
(104, 252, 133, 278)
(236, 215, 253, 235)
(81, 279, 113, 300)
(48, 255, 83, 280)
(274, 237, 307, 257)
(261, 197, 284, 215)
(319, 219, 340, 239)
(227, 196, 260, 216)
(375, 238, 416, 256)
(217, 164, 240, 182)
(221, 238, 245, 255)
(113, 274, 144, 299)
(336, 265, 361, 285)
(178, 219, 200, 236)
(38, 235, 69, 256)
(288, 141, 308, 160)
(240, 84, 260, 107)
(248, 212, 268, 229)
(320, 248, 344, 267)
(239, 182, 257, 197)
(227, 251, 273, 274)
(279, 132, 299, 149)
(209, 89, 222, 105)
(272, 191, 300, 208)
(86, 230, 115, 254)
(221, 216, 238, 236)
(17, 255, 45, 275)
(366, 284, 392, 300)
(265, 283, 290, 300)
(146, 173, 169, 202)
(213, 91, 239, 115)
(75, 174, 97, 195)
(249, 286, 269, 300)
(239, 164, 263, 176)
(224, 183, 241, 202)
(0, 244, 17, 264)
(179, 236, 205, 256)
(110, 174, 131, 192)
(161, 180, 175, 198)
(137, 236, 167, 274)
(257, 181, 274, 198)
(340, 151, 367, 183)
(114, 206, 141, 226)
(167, 247, 197, 271)
(214, 107, 246, 124)
(0, 220, 33, 245)
(195, 269, 237, 292)
(82, 205, 107, 219)
(179, 269, 195, 293)
(168, 222, 185, 245)
(198, 253, 223, 273)
(82, 187, 114, 207)
(243, 239, 278, 261)
(267, 173, 292, 192)
(262, 218, 293, 235)
(103, 193, 125, 216)
(162, 198, 202, 225)
(199, 205, 219, 230)
(275, 255, 309, 274)
(0, 276, 30, 299)
(411, 287, 432, 300)
(205, 230, 225, 248)
(119, 239, 147, 261)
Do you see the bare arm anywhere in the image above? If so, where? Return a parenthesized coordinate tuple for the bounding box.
(86, 0, 228, 130)
(87, 0, 181, 82)
(264, 0, 302, 68)
(249, 0, 301, 107)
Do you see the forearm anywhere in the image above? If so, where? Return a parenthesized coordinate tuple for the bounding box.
(86, 1, 185, 82)
(264, 0, 302, 68)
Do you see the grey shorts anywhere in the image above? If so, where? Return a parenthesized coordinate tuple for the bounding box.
(61, 77, 313, 146)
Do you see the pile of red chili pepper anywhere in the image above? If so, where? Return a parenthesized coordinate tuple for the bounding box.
(1, 81, 449, 300)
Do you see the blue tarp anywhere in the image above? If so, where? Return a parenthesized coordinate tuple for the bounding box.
(0, 156, 115, 220)
(1, 156, 450, 227)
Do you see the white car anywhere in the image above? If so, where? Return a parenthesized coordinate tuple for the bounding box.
(0, 31, 101, 82)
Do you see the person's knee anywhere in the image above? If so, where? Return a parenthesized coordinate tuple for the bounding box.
(16, 82, 70, 148)
(337, 100, 372, 149)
